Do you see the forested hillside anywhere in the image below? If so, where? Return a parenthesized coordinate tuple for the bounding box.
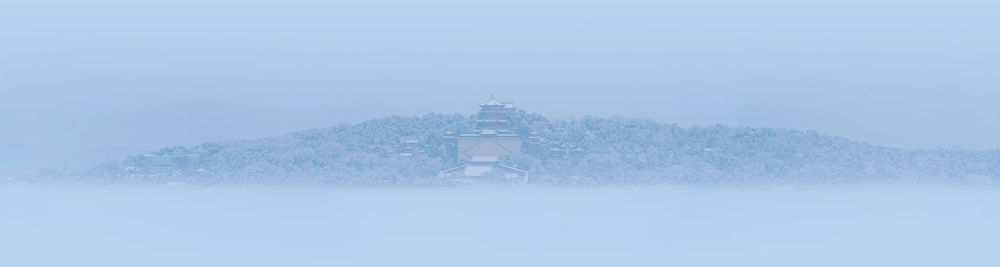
(77, 113, 999, 185)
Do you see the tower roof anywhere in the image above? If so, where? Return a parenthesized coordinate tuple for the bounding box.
(480, 94, 504, 107)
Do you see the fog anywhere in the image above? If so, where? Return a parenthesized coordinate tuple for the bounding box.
(2, 1, 998, 265)
(2, 186, 998, 267)
(2, 0, 999, 176)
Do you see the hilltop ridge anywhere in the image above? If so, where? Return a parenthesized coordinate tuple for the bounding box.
(69, 111, 1000, 185)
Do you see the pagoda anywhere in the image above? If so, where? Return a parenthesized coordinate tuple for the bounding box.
(474, 96, 517, 132)
(439, 96, 528, 183)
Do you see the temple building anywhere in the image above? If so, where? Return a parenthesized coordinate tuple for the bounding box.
(439, 96, 529, 183)
(391, 138, 428, 158)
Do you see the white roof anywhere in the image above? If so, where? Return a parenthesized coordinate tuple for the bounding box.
(470, 156, 499, 162)
(464, 164, 493, 176)
(480, 95, 506, 106)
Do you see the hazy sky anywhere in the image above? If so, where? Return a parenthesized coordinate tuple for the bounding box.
(1, 0, 998, 172)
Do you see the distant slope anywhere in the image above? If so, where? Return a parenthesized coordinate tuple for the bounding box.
(75, 113, 999, 185)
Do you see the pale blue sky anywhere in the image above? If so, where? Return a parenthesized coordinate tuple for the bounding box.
(1, 0, 998, 172)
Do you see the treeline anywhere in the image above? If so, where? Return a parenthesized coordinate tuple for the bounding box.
(78, 113, 999, 185)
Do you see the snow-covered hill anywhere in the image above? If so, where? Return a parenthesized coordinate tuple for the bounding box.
(73, 113, 999, 185)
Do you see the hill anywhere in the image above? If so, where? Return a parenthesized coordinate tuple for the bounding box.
(77, 112, 999, 185)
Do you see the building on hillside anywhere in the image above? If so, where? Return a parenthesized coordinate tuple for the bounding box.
(545, 144, 586, 167)
(439, 156, 528, 184)
(392, 138, 429, 158)
(440, 96, 529, 184)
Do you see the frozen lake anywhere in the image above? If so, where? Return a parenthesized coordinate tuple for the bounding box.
(2, 185, 998, 267)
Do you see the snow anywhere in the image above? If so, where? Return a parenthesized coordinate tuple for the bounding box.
(75, 114, 999, 185)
